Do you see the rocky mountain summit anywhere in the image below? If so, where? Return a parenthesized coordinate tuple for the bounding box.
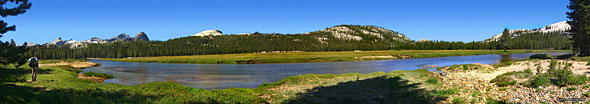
(487, 21, 571, 41)
(193, 30, 223, 37)
(43, 32, 150, 48)
(313, 25, 410, 41)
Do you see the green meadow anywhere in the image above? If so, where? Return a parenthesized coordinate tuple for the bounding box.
(1, 60, 456, 103)
(104, 50, 569, 64)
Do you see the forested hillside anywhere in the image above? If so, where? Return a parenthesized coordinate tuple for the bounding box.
(28, 25, 571, 59)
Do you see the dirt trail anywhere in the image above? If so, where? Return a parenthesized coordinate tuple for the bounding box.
(40, 62, 99, 68)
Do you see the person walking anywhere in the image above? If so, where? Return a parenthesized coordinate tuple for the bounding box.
(28, 53, 39, 81)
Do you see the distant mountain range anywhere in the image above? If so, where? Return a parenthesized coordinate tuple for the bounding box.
(486, 21, 571, 41)
(38, 32, 149, 48)
(26, 21, 571, 49)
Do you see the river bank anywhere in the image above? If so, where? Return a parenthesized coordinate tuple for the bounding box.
(103, 50, 568, 64)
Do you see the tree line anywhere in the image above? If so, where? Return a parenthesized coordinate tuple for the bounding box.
(28, 30, 572, 59)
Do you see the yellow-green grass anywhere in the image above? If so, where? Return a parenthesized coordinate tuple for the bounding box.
(0, 60, 452, 103)
(104, 50, 570, 64)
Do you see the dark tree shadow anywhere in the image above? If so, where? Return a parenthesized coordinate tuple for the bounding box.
(0, 67, 30, 82)
(0, 67, 53, 82)
(284, 76, 446, 104)
(0, 68, 159, 103)
(0, 84, 158, 104)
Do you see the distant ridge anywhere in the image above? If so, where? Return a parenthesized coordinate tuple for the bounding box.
(486, 21, 571, 41)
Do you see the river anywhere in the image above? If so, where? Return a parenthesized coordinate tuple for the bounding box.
(83, 52, 569, 89)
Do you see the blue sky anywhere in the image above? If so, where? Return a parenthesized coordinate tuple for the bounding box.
(0, 0, 570, 44)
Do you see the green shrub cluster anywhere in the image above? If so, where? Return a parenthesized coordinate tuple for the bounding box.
(426, 77, 438, 84)
(529, 54, 553, 59)
(84, 71, 114, 79)
(493, 60, 589, 88)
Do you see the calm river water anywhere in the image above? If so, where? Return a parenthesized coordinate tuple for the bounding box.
(84, 52, 569, 89)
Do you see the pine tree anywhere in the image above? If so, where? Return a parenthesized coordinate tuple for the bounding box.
(567, 0, 590, 56)
(0, 0, 32, 38)
(499, 28, 511, 52)
(0, 0, 31, 66)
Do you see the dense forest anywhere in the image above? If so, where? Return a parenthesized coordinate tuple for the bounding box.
(27, 25, 572, 59)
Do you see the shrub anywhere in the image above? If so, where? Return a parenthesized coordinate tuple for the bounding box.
(84, 71, 114, 79)
(587, 61, 590, 66)
(452, 98, 466, 104)
(553, 69, 573, 87)
(567, 75, 588, 85)
(530, 75, 551, 87)
(556, 54, 574, 59)
(426, 77, 438, 84)
(431, 89, 457, 96)
(549, 60, 558, 72)
(491, 71, 532, 87)
(493, 61, 513, 68)
(530, 54, 553, 59)
(471, 91, 480, 97)
(567, 87, 576, 91)
(585, 93, 590, 97)
(496, 81, 516, 87)
(536, 64, 543, 75)
(486, 97, 506, 104)
(524, 69, 532, 74)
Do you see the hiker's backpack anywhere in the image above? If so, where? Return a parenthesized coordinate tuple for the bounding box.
(28, 57, 37, 67)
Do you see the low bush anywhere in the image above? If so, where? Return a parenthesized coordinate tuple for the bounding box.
(486, 97, 506, 104)
(556, 54, 574, 59)
(431, 89, 457, 96)
(529, 54, 553, 59)
(84, 71, 114, 79)
(530, 75, 552, 87)
(566, 87, 576, 91)
(426, 77, 438, 84)
(493, 61, 513, 68)
(491, 71, 533, 87)
(567, 75, 588, 85)
(452, 98, 466, 104)
(496, 81, 516, 87)
(524, 69, 532, 74)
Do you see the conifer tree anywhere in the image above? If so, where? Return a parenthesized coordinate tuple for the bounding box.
(567, 0, 590, 56)
(499, 28, 511, 52)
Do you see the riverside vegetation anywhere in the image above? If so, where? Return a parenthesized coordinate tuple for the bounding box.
(103, 50, 567, 64)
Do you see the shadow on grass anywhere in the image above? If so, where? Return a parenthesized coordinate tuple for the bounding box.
(0, 67, 158, 103)
(0, 67, 53, 82)
(0, 84, 157, 103)
(284, 76, 446, 104)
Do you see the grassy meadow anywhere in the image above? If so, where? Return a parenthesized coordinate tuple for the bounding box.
(104, 50, 569, 64)
(0, 60, 458, 103)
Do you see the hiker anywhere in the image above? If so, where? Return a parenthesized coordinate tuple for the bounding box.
(28, 53, 39, 81)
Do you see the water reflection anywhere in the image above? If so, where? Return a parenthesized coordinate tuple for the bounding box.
(500, 54, 513, 63)
(84, 52, 569, 89)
